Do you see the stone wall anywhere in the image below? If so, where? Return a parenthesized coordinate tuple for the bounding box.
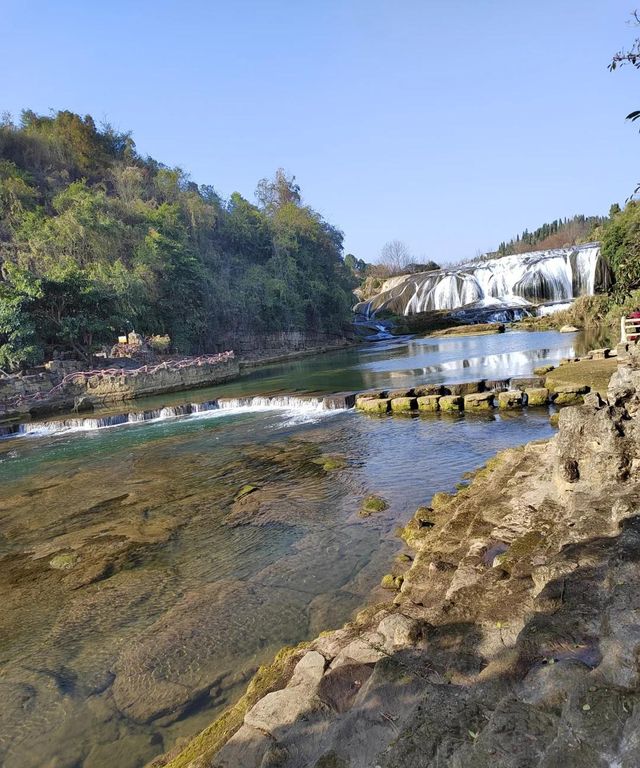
(1, 358, 240, 421)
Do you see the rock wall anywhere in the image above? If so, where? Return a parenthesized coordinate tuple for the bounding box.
(214, 331, 353, 360)
(162, 354, 640, 768)
(1, 358, 240, 421)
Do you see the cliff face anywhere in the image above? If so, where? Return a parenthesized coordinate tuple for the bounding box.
(165, 353, 640, 768)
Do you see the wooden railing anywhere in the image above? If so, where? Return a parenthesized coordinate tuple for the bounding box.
(621, 316, 640, 343)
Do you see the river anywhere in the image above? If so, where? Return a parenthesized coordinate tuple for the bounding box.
(0, 330, 588, 768)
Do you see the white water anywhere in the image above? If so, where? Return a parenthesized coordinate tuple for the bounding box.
(358, 243, 608, 317)
(2, 396, 344, 441)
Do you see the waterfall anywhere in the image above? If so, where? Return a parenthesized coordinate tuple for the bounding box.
(2, 395, 344, 440)
(356, 243, 610, 318)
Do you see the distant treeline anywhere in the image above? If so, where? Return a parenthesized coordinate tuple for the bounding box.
(0, 110, 355, 370)
(491, 214, 608, 257)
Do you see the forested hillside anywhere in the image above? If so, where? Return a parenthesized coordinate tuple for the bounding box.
(491, 214, 607, 257)
(0, 110, 355, 370)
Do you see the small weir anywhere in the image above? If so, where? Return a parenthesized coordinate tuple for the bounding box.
(0, 394, 354, 440)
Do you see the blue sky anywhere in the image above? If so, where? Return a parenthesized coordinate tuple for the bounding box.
(3, 0, 639, 264)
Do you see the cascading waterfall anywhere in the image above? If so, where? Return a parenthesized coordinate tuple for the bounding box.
(355, 243, 611, 319)
(1, 395, 343, 441)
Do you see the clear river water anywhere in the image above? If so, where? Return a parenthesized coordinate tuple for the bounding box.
(0, 330, 591, 768)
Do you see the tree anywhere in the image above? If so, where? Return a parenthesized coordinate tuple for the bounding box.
(255, 168, 301, 212)
(379, 240, 412, 275)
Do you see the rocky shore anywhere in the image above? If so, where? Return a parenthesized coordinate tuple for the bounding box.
(160, 349, 640, 768)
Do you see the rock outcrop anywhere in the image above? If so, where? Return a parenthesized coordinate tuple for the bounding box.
(162, 353, 640, 768)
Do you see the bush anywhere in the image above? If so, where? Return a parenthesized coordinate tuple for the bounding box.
(148, 334, 171, 354)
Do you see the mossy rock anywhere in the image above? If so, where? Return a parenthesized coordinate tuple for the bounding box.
(390, 396, 417, 413)
(381, 573, 404, 590)
(356, 398, 391, 414)
(360, 494, 389, 516)
(431, 491, 453, 510)
(553, 392, 584, 406)
(464, 392, 495, 410)
(312, 454, 347, 472)
(414, 505, 436, 527)
(234, 484, 259, 501)
(549, 412, 560, 427)
(439, 395, 463, 411)
(497, 390, 523, 409)
(396, 552, 413, 563)
(497, 531, 545, 575)
(416, 395, 440, 412)
(49, 552, 78, 570)
(533, 364, 555, 376)
(525, 387, 549, 407)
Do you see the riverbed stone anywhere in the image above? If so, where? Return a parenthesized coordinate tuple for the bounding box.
(464, 392, 495, 410)
(439, 395, 463, 411)
(552, 384, 590, 406)
(510, 376, 545, 390)
(390, 396, 417, 413)
(498, 390, 524, 409)
(388, 388, 415, 399)
(414, 384, 443, 396)
(590, 348, 611, 360)
(416, 395, 440, 412)
(534, 364, 555, 376)
(356, 397, 391, 414)
(525, 387, 550, 406)
(243, 652, 327, 735)
(443, 381, 483, 396)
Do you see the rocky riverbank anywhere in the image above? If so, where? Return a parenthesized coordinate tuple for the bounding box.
(160, 349, 640, 768)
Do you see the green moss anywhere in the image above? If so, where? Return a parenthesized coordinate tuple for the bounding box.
(431, 491, 453, 510)
(360, 494, 389, 516)
(234, 484, 259, 501)
(381, 573, 403, 590)
(49, 552, 78, 570)
(312, 454, 347, 472)
(498, 531, 544, 574)
(390, 396, 417, 413)
(356, 398, 391, 414)
(416, 395, 441, 412)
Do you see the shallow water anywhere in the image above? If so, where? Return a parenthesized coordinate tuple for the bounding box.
(0, 406, 554, 768)
(0, 330, 568, 768)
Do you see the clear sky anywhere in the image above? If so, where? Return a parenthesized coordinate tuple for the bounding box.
(3, 0, 639, 264)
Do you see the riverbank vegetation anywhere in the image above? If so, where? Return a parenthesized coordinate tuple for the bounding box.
(0, 111, 355, 370)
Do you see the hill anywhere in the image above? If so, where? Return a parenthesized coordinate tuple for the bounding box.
(0, 110, 355, 370)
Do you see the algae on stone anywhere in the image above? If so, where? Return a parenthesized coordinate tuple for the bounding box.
(356, 398, 391, 414)
(497, 390, 523, 409)
(49, 552, 78, 570)
(360, 495, 389, 516)
(390, 397, 417, 413)
(416, 395, 440, 412)
(525, 387, 549, 407)
(439, 395, 463, 411)
(464, 392, 495, 410)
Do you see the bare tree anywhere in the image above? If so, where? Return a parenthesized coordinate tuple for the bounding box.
(379, 240, 411, 275)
